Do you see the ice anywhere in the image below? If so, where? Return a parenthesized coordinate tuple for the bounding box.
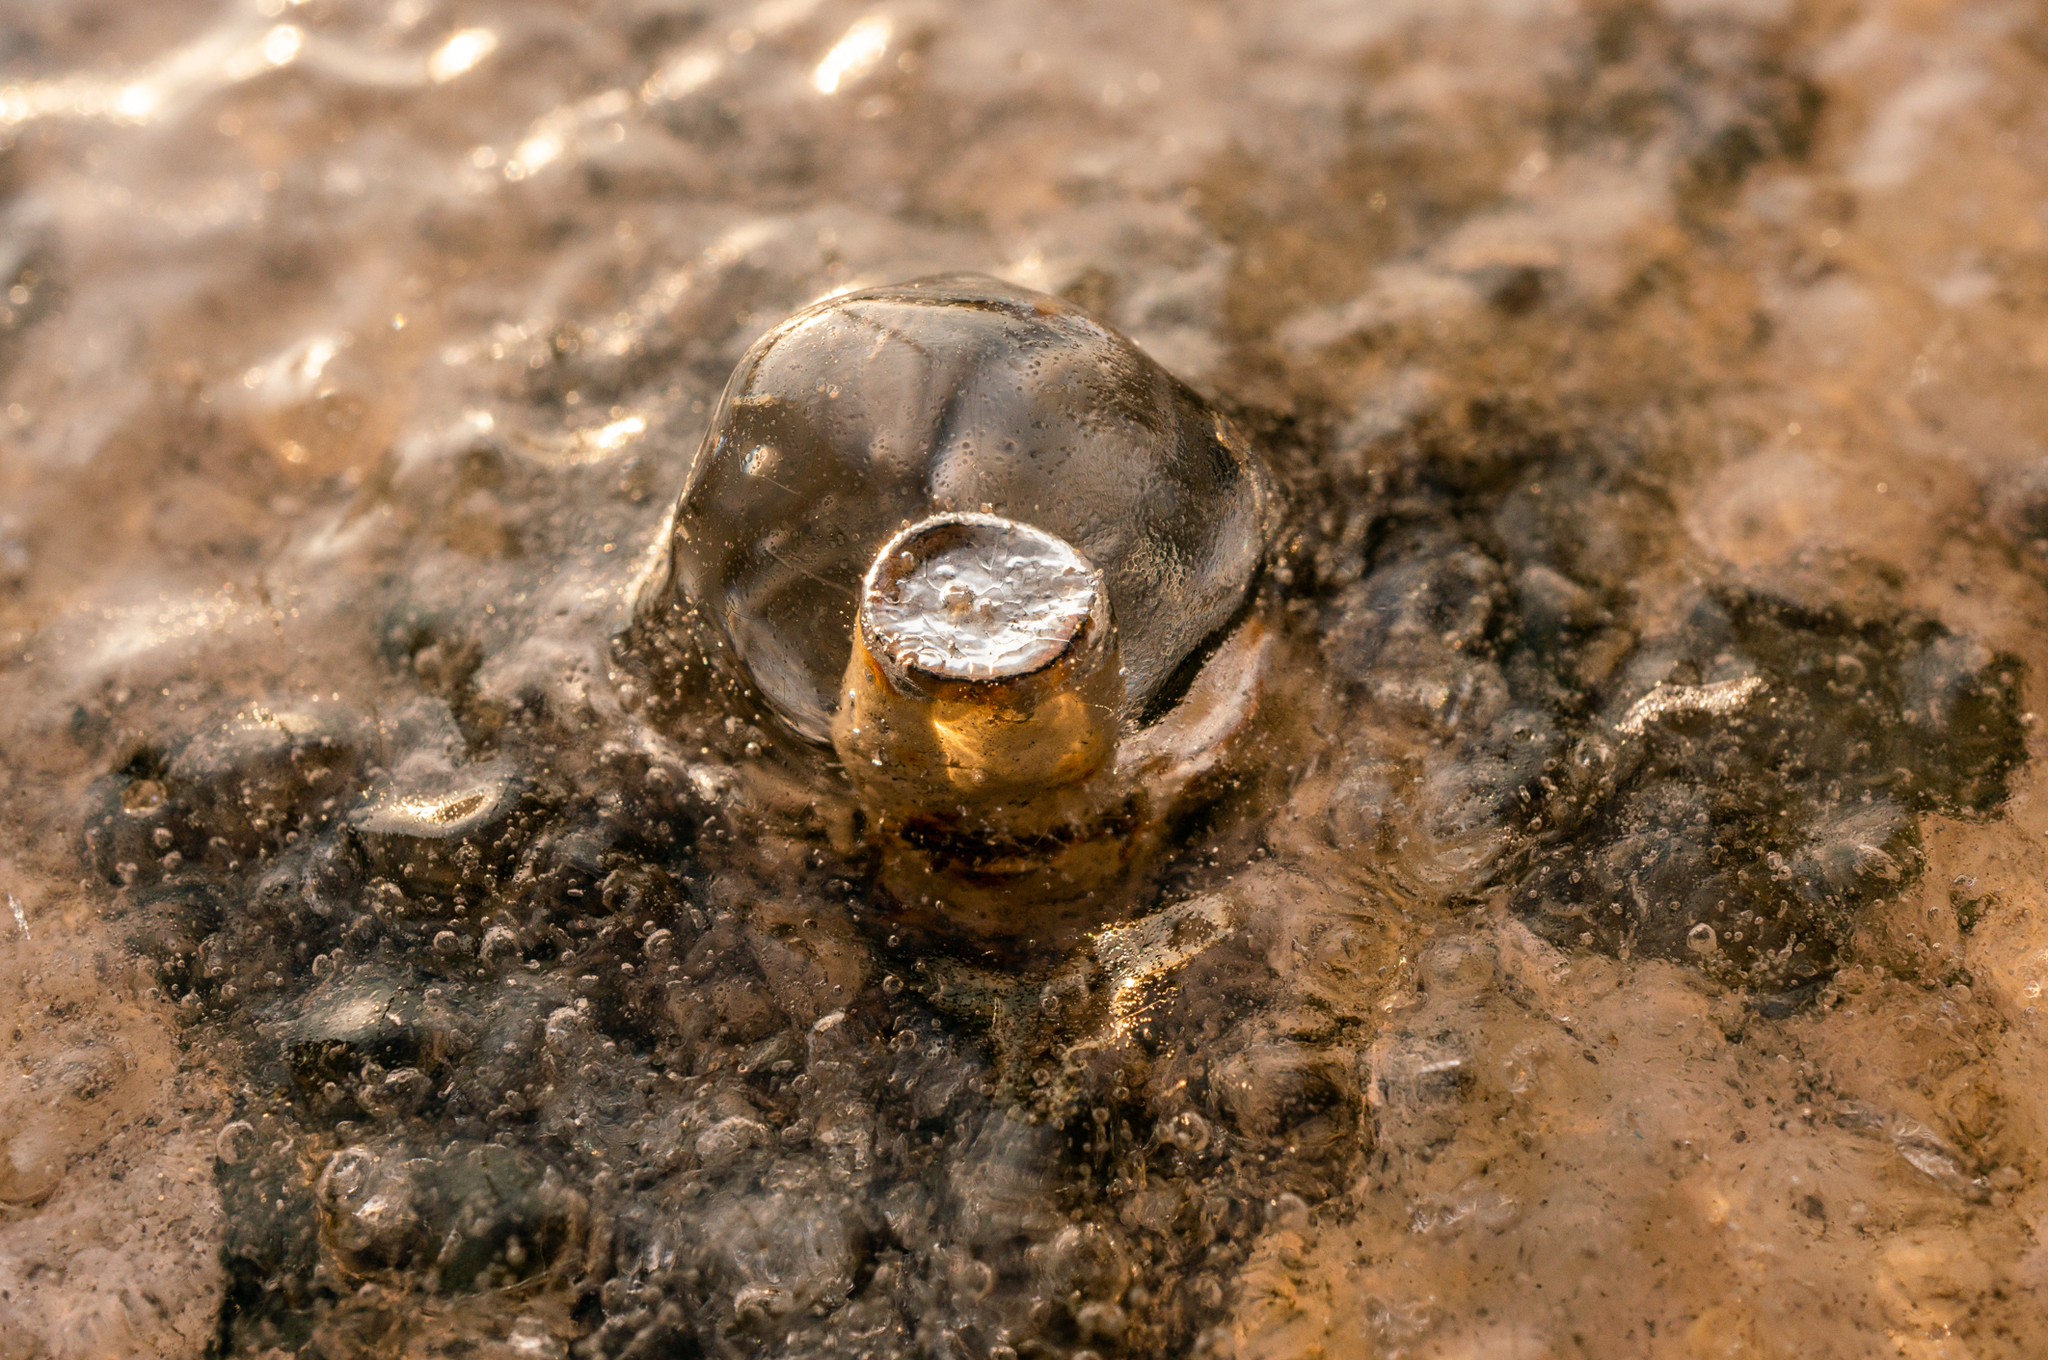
(314, 1139, 584, 1289)
(640, 273, 1276, 741)
(7, 0, 2048, 1355)
(349, 761, 531, 893)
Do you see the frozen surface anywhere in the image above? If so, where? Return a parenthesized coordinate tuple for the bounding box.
(6, 0, 2048, 1357)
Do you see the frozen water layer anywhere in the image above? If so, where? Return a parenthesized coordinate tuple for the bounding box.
(7, 0, 2048, 1356)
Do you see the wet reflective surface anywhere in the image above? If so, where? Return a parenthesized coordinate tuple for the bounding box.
(9, 0, 2048, 1356)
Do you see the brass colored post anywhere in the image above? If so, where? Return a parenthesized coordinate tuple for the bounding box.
(831, 513, 1131, 926)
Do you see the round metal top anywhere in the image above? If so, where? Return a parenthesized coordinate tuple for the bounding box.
(859, 514, 1108, 691)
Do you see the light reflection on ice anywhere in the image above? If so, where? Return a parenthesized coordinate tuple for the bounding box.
(812, 15, 892, 96)
(426, 28, 500, 84)
(1614, 674, 1768, 736)
(84, 589, 255, 668)
(556, 414, 649, 464)
(0, 11, 497, 131)
(643, 49, 725, 102)
(505, 89, 635, 181)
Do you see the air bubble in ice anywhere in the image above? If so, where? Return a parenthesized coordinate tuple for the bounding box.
(479, 924, 520, 964)
(216, 1120, 259, 1165)
(1165, 1110, 1212, 1154)
(695, 1116, 771, 1169)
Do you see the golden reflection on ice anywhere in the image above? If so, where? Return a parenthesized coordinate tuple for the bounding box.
(1615, 674, 1768, 735)
(238, 334, 342, 401)
(0, 76, 137, 128)
(426, 28, 499, 84)
(255, 25, 304, 71)
(512, 128, 566, 177)
(1092, 895, 1232, 1039)
(812, 16, 892, 96)
(492, 411, 652, 466)
(644, 49, 723, 103)
(382, 789, 492, 827)
(506, 90, 633, 180)
(0, 14, 493, 130)
(577, 414, 648, 459)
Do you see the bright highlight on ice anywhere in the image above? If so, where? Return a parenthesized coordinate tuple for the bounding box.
(428, 28, 499, 84)
(812, 16, 891, 95)
(260, 24, 304, 67)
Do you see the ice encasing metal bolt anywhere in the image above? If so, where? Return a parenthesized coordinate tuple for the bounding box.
(833, 512, 1121, 810)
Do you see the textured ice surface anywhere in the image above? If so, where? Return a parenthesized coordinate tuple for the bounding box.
(6, 1, 2048, 1358)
